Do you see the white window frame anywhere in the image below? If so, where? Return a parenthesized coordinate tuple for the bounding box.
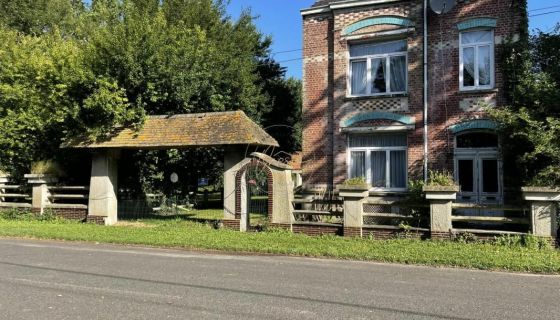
(346, 137, 408, 192)
(459, 29, 495, 91)
(348, 40, 408, 97)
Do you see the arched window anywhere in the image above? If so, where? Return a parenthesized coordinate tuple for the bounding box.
(456, 131, 498, 149)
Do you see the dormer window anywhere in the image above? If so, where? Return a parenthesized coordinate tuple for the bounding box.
(348, 40, 408, 96)
(459, 30, 495, 91)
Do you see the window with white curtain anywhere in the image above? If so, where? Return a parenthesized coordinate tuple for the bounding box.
(459, 30, 494, 90)
(349, 40, 407, 96)
(348, 133, 408, 190)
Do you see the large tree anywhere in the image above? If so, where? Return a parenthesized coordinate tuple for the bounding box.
(0, 0, 302, 192)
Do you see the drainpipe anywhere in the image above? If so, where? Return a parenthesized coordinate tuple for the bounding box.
(423, 0, 429, 182)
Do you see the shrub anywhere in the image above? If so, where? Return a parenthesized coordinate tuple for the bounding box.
(426, 170, 457, 187)
(342, 177, 367, 186)
(30, 160, 64, 176)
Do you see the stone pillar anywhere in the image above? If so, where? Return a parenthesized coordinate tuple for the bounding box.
(0, 175, 9, 204)
(337, 185, 370, 237)
(24, 174, 58, 214)
(424, 186, 458, 239)
(88, 150, 120, 225)
(270, 168, 295, 229)
(223, 147, 246, 221)
(522, 187, 559, 242)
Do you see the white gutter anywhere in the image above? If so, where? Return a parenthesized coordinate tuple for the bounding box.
(423, 0, 429, 182)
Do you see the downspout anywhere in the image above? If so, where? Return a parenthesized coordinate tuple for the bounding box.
(423, 0, 429, 182)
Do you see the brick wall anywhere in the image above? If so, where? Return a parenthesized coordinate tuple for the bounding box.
(363, 227, 430, 240)
(293, 223, 343, 236)
(302, 0, 525, 188)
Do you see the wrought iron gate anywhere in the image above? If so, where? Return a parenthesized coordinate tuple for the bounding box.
(244, 165, 270, 229)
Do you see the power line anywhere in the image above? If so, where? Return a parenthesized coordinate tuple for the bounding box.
(529, 10, 560, 17)
(277, 57, 304, 63)
(272, 48, 302, 55)
(529, 4, 560, 12)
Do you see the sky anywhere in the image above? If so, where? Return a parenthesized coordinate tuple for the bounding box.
(226, 0, 560, 79)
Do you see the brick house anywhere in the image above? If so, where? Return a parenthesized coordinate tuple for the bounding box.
(301, 0, 525, 206)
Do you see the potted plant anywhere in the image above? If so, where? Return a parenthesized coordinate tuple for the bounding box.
(336, 177, 371, 198)
(24, 160, 63, 184)
(422, 171, 459, 200)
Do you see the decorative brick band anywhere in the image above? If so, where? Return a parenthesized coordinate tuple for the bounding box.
(342, 16, 414, 35)
(341, 111, 415, 127)
(457, 18, 497, 31)
(449, 119, 498, 134)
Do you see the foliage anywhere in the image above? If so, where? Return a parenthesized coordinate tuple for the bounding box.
(0, 0, 303, 190)
(490, 18, 560, 187)
(494, 234, 551, 250)
(30, 160, 64, 176)
(426, 170, 456, 187)
(342, 177, 367, 186)
(0, 208, 58, 222)
(0, 219, 559, 273)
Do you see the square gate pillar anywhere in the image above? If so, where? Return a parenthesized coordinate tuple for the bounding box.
(223, 147, 247, 221)
(522, 187, 559, 242)
(88, 150, 120, 225)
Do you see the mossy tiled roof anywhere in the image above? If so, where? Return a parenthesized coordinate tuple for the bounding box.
(63, 111, 279, 149)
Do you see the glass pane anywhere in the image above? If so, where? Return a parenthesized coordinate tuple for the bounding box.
(389, 151, 407, 188)
(461, 30, 492, 44)
(371, 58, 386, 93)
(478, 45, 491, 86)
(463, 47, 475, 87)
(350, 40, 407, 57)
(371, 151, 386, 187)
(349, 134, 407, 148)
(350, 151, 366, 179)
(482, 159, 499, 193)
(390, 55, 407, 92)
(458, 160, 474, 192)
(456, 132, 498, 148)
(351, 61, 367, 95)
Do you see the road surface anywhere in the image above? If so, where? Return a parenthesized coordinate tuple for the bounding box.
(0, 238, 558, 319)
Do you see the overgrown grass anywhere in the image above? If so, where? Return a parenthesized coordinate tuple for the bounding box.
(0, 218, 559, 274)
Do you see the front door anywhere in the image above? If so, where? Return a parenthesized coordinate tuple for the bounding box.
(455, 151, 501, 205)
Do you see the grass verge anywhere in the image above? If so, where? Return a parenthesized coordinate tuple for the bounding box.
(0, 219, 559, 274)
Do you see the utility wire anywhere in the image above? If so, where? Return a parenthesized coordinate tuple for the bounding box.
(272, 48, 302, 55)
(529, 10, 560, 17)
(528, 4, 560, 12)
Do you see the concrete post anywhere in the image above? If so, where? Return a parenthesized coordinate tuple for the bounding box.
(423, 186, 458, 239)
(88, 150, 120, 225)
(337, 185, 369, 237)
(0, 175, 8, 204)
(522, 187, 559, 241)
(24, 174, 58, 214)
(223, 147, 246, 221)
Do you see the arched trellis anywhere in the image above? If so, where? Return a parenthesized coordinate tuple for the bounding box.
(235, 158, 274, 230)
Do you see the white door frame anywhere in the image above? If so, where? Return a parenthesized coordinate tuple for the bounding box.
(454, 149, 503, 205)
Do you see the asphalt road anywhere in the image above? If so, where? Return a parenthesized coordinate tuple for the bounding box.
(0, 239, 558, 320)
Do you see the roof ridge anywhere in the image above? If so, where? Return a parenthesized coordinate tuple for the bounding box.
(147, 110, 243, 119)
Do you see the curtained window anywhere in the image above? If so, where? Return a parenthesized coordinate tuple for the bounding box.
(349, 40, 407, 96)
(348, 133, 408, 190)
(460, 30, 494, 90)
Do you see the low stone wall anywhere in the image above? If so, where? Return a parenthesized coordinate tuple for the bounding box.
(363, 227, 430, 240)
(222, 219, 241, 231)
(292, 223, 342, 236)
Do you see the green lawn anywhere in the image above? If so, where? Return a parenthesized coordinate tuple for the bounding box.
(0, 218, 559, 274)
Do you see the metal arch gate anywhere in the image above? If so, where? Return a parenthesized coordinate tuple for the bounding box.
(241, 164, 270, 231)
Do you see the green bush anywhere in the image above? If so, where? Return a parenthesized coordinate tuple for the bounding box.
(426, 170, 457, 187)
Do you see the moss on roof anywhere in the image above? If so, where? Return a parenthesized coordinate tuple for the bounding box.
(62, 111, 279, 149)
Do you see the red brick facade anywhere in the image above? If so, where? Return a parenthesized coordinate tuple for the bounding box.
(302, 0, 525, 189)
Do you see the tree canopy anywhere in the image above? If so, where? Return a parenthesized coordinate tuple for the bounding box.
(0, 0, 302, 187)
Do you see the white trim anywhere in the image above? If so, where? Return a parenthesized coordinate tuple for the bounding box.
(459, 30, 495, 91)
(346, 134, 408, 191)
(301, 0, 401, 16)
(348, 41, 408, 97)
(342, 27, 415, 41)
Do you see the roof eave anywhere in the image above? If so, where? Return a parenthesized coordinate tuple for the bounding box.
(301, 0, 402, 16)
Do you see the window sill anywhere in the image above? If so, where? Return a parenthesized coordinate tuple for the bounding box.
(458, 88, 498, 95)
(344, 93, 408, 101)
